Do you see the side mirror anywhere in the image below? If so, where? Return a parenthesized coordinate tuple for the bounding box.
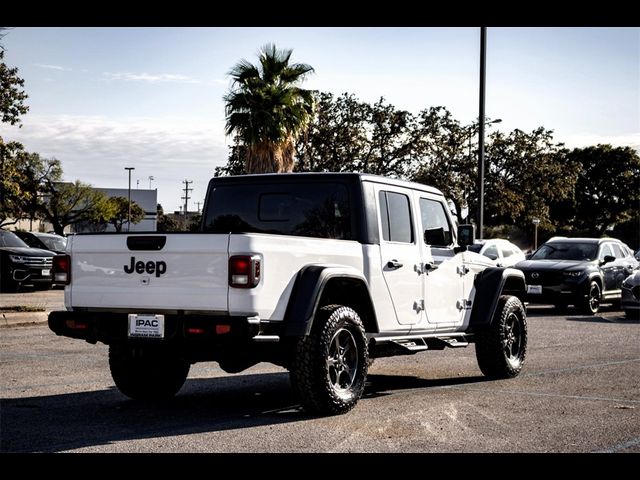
(455, 224, 475, 253)
(601, 255, 616, 265)
(525, 252, 533, 260)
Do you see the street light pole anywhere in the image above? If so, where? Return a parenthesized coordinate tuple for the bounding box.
(532, 218, 540, 250)
(466, 117, 501, 227)
(124, 167, 135, 232)
(477, 26, 487, 240)
(148, 175, 154, 189)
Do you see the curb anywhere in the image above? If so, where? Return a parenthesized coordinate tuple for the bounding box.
(1, 311, 49, 328)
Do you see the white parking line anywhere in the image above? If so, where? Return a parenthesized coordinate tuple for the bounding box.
(450, 386, 640, 405)
(525, 358, 640, 377)
(595, 436, 640, 453)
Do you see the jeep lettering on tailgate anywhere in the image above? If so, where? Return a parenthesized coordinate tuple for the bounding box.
(124, 256, 167, 277)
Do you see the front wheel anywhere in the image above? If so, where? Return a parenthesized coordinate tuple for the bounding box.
(109, 344, 190, 400)
(290, 305, 369, 415)
(475, 295, 527, 379)
(579, 281, 601, 315)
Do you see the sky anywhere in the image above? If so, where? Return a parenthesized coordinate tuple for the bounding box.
(0, 27, 638, 213)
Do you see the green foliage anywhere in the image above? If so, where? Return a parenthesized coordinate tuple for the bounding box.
(0, 50, 29, 126)
(100, 196, 146, 232)
(38, 180, 112, 235)
(224, 44, 315, 173)
(564, 145, 640, 237)
(157, 213, 180, 232)
(482, 127, 578, 230)
(214, 141, 246, 177)
(188, 213, 202, 232)
(0, 142, 63, 227)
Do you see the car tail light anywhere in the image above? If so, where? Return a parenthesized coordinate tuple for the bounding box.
(53, 254, 71, 284)
(229, 255, 261, 288)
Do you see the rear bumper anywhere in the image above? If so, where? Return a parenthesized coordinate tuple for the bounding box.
(48, 310, 281, 345)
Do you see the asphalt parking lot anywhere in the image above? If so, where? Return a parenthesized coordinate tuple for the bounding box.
(0, 297, 638, 453)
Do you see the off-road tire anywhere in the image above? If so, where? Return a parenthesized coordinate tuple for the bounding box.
(109, 344, 190, 400)
(475, 295, 527, 379)
(291, 305, 369, 415)
(579, 281, 601, 315)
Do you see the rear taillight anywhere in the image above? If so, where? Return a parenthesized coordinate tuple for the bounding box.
(229, 255, 261, 288)
(53, 254, 71, 284)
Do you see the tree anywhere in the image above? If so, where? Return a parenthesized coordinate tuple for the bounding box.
(101, 196, 145, 232)
(564, 145, 640, 239)
(482, 128, 578, 231)
(38, 181, 112, 235)
(0, 144, 62, 227)
(224, 44, 315, 174)
(0, 49, 29, 126)
(156, 203, 180, 232)
(410, 107, 472, 220)
(214, 140, 246, 177)
(295, 92, 371, 173)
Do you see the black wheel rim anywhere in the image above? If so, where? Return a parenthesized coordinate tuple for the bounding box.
(503, 312, 523, 361)
(588, 283, 600, 313)
(327, 328, 358, 393)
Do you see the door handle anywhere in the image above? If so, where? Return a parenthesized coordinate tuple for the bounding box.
(424, 261, 438, 272)
(387, 259, 403, 269)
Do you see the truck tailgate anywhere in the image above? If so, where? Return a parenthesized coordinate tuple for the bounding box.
(68, 233, 228, 312)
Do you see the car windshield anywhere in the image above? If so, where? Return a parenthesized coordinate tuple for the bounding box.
(467, 244, 483, 253)
(39, 236, 67, 251)
(531, 242, 597, 261)
(0, 231, 30, 248)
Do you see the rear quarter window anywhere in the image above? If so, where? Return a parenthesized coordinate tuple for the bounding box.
(203, 182, 353, 240)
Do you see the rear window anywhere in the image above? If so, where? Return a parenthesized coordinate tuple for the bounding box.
(202, 182, 353, 240)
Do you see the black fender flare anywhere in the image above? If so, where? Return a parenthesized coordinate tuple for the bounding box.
(282, 265, 378, 336)
(468, 267, 526, 330)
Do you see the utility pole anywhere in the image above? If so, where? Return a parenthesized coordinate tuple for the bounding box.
(124, 167, 135, 232)
(181, 180, 193, 229)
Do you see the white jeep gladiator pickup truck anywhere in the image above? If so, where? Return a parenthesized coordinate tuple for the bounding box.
(49, 173, 528, 415)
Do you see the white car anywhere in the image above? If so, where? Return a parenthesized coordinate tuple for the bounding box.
(468, 239, 526, 267)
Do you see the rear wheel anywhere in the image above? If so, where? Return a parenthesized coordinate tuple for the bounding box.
(290, 305, 369, 415)
(579, 281, 601, 315)
(109, 344, 190, 400)
(475, 295, 527, 379)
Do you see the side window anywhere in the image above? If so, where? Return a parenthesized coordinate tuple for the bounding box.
(501, 247, 514, 258)
(419, 198, 453, 247)
(379, 191, 413, 243)
(611, 243, 625, 259)
(598, 244, 613, 260)
(484, 245, 499, 260)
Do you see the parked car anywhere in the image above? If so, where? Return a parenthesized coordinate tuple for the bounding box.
(515, 237, 639, 315)
(467, 239, 526, 267)
(635, 249, 640, 261)
(621, 271, 640, 319)
(0, 230, 55, 292)
(14, 231, 67, 254)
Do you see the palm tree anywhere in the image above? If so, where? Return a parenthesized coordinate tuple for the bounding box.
(224, 44, 315, 174)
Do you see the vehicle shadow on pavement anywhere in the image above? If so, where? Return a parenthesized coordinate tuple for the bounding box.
(564, 315, 638, 324)
(0, 372, 302, 453)
(364, 374, 488, 399)
(1, 371, 488, 452)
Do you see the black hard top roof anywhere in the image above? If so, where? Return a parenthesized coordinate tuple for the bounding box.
(208, 172, 444, 197)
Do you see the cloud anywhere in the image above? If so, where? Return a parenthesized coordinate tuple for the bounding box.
(34, 63, 71, 71)
(103, 72, 201, 84)
(0, 114, 229, 211)
(562, 133, 640, 151)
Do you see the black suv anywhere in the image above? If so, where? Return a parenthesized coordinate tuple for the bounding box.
(0, 230, 55, 292)
(516, 237, 638, 314)
(14, 231, 67, 254)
